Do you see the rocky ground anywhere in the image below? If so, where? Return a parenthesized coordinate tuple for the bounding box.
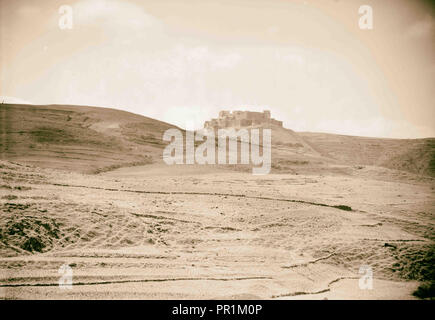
(0, 160, 433, 299)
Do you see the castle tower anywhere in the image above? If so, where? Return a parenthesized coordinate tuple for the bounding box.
(219, 110, 230, 119)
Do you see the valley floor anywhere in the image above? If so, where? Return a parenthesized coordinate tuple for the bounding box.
(0, 161, 433, 299)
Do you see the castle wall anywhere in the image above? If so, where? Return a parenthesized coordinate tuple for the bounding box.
(206, 110, 281, 129)
(270, 119, 283, 127)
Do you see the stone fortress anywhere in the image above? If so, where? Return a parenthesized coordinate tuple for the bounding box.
(204, 110, 283, 130)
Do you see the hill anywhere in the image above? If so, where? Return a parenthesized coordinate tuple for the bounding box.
(299, 132, 435, 177)
(1, 103, 433, 177)
(0, 104, 178, 173)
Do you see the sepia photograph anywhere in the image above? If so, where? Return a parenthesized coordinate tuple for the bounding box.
(0, 0, 434, 307)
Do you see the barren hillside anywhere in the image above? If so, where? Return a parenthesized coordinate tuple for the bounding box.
(1, 104, 433, 177)
(0, 104, 178, 173)
(299, 132, 435, 177)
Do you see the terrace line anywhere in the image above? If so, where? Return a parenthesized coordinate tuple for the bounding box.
(162, 128, 271, 175)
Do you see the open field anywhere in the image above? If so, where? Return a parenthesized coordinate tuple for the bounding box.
(0, 160, 433, 299)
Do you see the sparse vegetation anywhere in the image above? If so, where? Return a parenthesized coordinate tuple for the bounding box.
(0, 211, 62, 254)
(332, 205, 352, 211)
(21, 237, 45, 252)
(413, 282, 435, 299)
(2, 195, 18, 200)
(30, 127, 75, 143)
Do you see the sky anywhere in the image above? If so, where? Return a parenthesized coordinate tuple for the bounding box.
(1, 0, 434, 138)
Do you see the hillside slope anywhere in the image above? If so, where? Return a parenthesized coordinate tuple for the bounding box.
(0, 104, 178, 173)
(1, 103, 433, 177)
(299, 132, 435, 177)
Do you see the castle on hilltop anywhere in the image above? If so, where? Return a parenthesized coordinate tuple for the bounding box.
(204, 110, 282, 129)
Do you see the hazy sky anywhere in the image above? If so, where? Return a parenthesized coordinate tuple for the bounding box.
(1, 0, 434, 138)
